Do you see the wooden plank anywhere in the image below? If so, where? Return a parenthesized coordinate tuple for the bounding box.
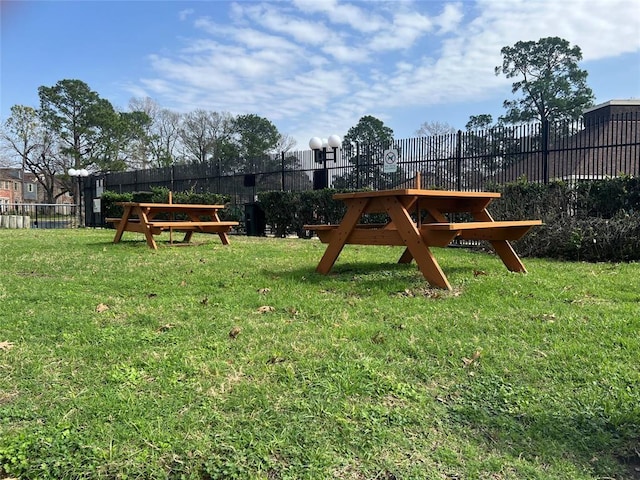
(148, 221, 238, 228)
(470, 210, 530, 272)
(315, 198, 369, 274)
(304, 223, 388, 231)
(382, 196, 452, 290)
(112, 204, 133, 244)
(333, 189, 501, 200)
(422, 220, 542, 230)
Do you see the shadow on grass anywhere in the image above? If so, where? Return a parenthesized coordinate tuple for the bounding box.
(262, 260, 473, 297)
(449, 374, 640, 479)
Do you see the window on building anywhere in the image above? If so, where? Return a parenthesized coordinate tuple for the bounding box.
(27, 184, 35, 193)
(14, 182, 19, 190)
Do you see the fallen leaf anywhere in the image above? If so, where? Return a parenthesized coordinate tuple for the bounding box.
(200, 297, 209, 306)
(147, 293, 157, 298)
(473, 270, 487, 277)
(229, 326, 241, 339)
(371, 332, 385, 344)
(96, 303, 109, 313)
(257, 306, 275, 313)
(462, 350, 482, 367)
(0, 341, 15, 351)
(157, 323, 175, 332)
(258, 288, 271, 294)
(266, 355, 285, 364)
(180, 280, 187, 287)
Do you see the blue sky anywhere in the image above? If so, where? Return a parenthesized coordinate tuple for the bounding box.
(2, 0, 639, 149)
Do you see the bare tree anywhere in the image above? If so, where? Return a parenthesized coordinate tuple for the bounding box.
(179, 110, 234, 166)
(415, 121, 456, 138)
(1, 105, 67, 203)
(275, 133, 297, 154)
(128, 97, 182, 168)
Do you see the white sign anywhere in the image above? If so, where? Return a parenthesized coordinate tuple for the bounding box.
(383, 149, 398, 173)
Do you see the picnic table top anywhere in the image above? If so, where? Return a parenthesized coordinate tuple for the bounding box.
(332, 189, 502, 200)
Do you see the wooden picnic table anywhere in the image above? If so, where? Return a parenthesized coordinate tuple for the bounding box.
(108, 202, 239, 250)
(304, 188, 542, 290)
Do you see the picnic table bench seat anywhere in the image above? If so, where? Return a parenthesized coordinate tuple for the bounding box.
(146, 220, 238, 230)
(107, 217, 238, 230)
(106, 217, 162, 235)
(304, 219, 542, 247)
(421, 220, 542, 241)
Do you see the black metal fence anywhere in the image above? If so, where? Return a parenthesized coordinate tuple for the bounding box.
(0, 203, 78, 229)
(80, 113, 637, 226)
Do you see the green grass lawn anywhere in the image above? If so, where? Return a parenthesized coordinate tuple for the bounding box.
(1, 229, 638, 479)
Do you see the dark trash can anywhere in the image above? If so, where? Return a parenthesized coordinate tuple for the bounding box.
(245, 203, 266, 236)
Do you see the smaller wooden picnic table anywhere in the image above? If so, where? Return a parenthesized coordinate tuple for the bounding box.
(108, 202, 239, 250)
(304, 188, 542, 290)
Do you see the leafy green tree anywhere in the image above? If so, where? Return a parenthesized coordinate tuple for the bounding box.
(465, 114, 494, 131)
(495, 36, 594, 124)
(38, 79, 149, 173)
(334, 115, 395, 189)
(91, 109, 152, 172)
(38, 79, 105, 171)
(224, 114, 281, 173)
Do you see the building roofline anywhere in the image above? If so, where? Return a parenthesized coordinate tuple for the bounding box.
(584, 99, 640, 114)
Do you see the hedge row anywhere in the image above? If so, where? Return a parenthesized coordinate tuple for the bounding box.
(101, 178, 640, 262)
(101, 187, 240, 224)
(489, 177, 640, 262)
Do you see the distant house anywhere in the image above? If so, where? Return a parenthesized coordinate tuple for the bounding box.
(0, 169, 23, 211)
(502, 100, 640, 183)
(0, 168, 74, 211)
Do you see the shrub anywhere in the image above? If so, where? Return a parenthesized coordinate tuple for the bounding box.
(515, 212, 640, 261)
(257, 191, 299, 237)
(486, 178, 640, 261)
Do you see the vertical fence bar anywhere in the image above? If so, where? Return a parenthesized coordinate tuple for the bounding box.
(455, 131, 462, 191)
(542, 120, 549, 184)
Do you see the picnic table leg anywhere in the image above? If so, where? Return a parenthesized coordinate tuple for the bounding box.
(137, 208, 158, 250)
(315, 198, 369, 274)
(398, 249, 414, 264)
(211, 211, 230, 245)
(383, 196, 451, 290)
(113, 205, 133, 244)
(472, 210, 527, 272)
(397, 206, 449, 265)
(216, 229, 231, 246)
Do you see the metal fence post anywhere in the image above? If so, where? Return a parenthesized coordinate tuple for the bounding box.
(456, 130, 462, 191)
(281, 151, 285, 191)
(542, 119, 549, 184)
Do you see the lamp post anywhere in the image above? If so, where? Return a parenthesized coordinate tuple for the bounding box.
(68, 168, 89, 227)
(309, 134, 341, 189)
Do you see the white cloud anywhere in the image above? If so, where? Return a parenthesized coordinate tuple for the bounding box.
(434, 3, 464, 33)
(135, 0, 640, 142)
(178, 8, 194, 21)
